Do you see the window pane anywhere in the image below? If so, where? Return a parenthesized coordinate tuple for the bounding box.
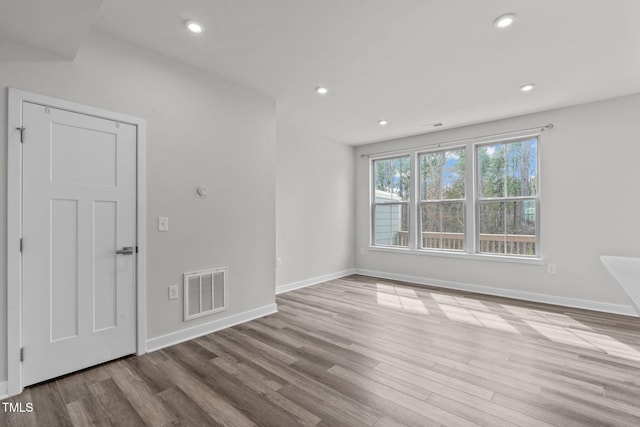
(505, 138, 537, 197)
(479, 138, 538, 198)
(374, 204, 409, 246)
(419, 149, 465, 200)
(373, 156, 410, 202)
(478, 144, 505, 198)
(420, 202, 464, 250)
(505, 200, 536, 255)
(479, 200, 536, 255)
(420, 204, 440, 233)
(442, 202, 465, 235)
(479, 201, 505, 254)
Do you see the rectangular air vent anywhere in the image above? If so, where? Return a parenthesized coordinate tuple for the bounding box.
(184, 268, 227, 321)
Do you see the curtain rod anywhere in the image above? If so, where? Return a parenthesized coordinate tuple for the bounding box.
(360, 123, 554, 159)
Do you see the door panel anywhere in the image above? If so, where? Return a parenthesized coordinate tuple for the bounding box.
(22, 102, 137, 386)
(51, 199, 79, 342)
(51, 123, 118, 187)
(94, 201, 118, 331)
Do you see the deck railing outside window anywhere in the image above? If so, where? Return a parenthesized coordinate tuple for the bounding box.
(397, 231, 536, 256)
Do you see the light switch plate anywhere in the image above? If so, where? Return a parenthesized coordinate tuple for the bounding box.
(158, 216, 169, 231)
(169, 285, 179, 300)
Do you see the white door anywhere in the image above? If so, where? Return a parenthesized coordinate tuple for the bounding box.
(21, 102, 137, 386)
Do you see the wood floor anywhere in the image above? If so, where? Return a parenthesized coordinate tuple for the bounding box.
(2, 274, 640, 426)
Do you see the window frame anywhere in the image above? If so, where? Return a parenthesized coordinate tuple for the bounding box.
(474, 137, 540, 257)
(417, 146, 467, 252)
(368, 134, 542, 263)
(370, 154, 412, 248)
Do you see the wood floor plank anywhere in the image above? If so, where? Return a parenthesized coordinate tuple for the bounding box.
(81, 364, 112, 385)
(202, 364, 305, 427)
(492, 391, 619, 427)
(195, 337, 289, 391)
(258, 389, 323, 427)
(30, 382, 73, 426)
(0, 389, 38, 427)
(328, 360, 432, 401)
(66, 398, 112, 427)
(249, 355, 384, 426)
(197, 340, 326, 426)
(125, 354, 176, 394)
(56, 371, 90, 404)
(210, 354, 282, 394)
(64, 401, 93, 427)
(69, 393, 112, 427)
(3, 274, 639, 426)
(286, 357, 447, 427)
(324, 364, 478, 426)
(539, 387, 640, 426)
(277, 383, 376, 427)
(106, 360, 176, 426)
(157, 386, 223, 427)
(88, 378, 147, 426)
(156, 356, 257, 427)
(163, 339, 218, 368)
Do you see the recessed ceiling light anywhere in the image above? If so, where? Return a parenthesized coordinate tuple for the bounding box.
(185, 20, 203, 33)
(494, 13, 516, 29)
(315, 86, 328, 95)
(520, 83, 535, 92)
(378, 120, 388, 126)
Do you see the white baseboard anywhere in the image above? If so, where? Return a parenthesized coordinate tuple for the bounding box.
(276, 269, 356, 295)
(146, 303, 278, 352)
(356, 268, 638, 317)
(0, 381, 7, 400)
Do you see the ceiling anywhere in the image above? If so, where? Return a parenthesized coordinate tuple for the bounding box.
(3, 1, 640, 145)
(0, 0, 101, 60)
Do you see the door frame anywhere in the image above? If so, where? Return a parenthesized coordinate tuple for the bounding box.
(6, 88, 147, 397)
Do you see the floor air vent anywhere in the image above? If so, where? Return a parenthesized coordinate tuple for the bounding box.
(184, 268, 227, 321)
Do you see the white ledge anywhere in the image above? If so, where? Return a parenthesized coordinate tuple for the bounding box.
(368, 246, 544, 265)
(601, 256, 640, 316)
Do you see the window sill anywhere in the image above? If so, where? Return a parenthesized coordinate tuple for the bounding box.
(367, 246, 544, 265)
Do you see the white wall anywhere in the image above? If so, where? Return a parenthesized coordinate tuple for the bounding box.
(0, 30, 276, 381)
(276, 124, 355, 291)
(355, 94, 640, 313)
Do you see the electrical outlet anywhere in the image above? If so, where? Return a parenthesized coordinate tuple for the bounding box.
(158, 216, 169, 231)
(169, 285, 179, 300)
(276, 257, 283, 268)
(547, 264, 556, 274)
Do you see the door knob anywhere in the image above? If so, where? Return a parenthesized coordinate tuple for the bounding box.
(116, 246, 134, 255)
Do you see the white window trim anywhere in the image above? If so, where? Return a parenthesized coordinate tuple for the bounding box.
(370, 154, 411, 248)
(474, 138, 540, 257)
(416, 146, 467, 252)
(369, 132, 541, 263)
(367, 245, 544, 265)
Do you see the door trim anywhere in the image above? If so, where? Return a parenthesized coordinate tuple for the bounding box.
(6, 88, 147, 397)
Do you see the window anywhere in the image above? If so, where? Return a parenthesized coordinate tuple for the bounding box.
(372, 156, 410, 247)
(370, 136, 540, 259)
(418, 148, 465, 251)
(477, 138, 538, 256)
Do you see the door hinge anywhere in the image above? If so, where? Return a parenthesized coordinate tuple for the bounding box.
(136, 246, 139, 253)
(20, 347, 24, 362)
(19, 238, 23, 253)
(16, 127, 25, 143)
